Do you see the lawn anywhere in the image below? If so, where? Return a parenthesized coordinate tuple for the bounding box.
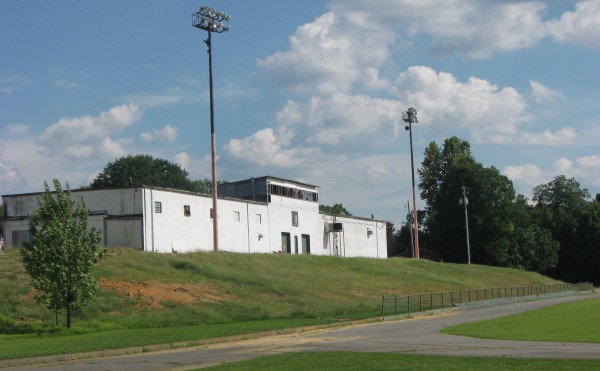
(442, 297, 600, 342)
(201, 296, 600, 370)
(202, 352, 600, 370)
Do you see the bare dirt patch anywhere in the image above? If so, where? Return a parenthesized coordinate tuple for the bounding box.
(99, 278, 232, 308)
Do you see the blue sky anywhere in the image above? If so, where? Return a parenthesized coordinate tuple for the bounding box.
(1, 0, 599, 226)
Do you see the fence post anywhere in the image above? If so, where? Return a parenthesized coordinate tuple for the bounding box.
(407, 295, 410, 314)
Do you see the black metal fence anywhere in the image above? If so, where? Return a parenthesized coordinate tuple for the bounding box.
(381, 282, 594, 319)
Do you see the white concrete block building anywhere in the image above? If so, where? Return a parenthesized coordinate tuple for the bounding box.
(2, 176, 387, 258)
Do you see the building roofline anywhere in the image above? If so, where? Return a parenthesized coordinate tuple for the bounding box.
(319, 211, 388, 224)
(223, 176, 319, 190)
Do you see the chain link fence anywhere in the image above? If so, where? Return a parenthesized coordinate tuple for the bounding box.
(382, 282, 594, 319)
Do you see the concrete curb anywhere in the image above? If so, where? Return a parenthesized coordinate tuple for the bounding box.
(0, 317, 381, 368)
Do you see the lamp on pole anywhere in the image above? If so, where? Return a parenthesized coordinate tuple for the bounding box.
(403, 107, 420, 259)
(193, 6, 230, 253)
(459, 185, 471, 264)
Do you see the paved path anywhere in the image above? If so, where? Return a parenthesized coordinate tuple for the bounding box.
(6, 293, 600, 370)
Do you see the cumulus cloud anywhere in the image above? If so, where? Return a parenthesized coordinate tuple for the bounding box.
(258, 11, 394, 94)
(275, 94, 405, 148)
(530, 80, 566, 103)
(520, 127, 576, 146)
(330, 0, 549, 59)
(503, 164, 544, 186)
(37, 103, 142, 158)
(141, 125, 178, 143)
(548, 0, 600, 49)
(222, 128, 319, 168)
(0, 160, 25, 189)
(552, 155, 600, 186)
(392, 66, 531, 143)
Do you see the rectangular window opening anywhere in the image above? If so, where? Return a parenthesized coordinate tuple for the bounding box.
(292, 211, 299, 227)
(154, 201, 162, 213)
(184, 205, 191, 217)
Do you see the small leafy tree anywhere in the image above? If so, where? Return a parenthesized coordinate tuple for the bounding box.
(21, 180, 100, 329)
(319, 203, 353, 216)
(90, 154, 191, 190)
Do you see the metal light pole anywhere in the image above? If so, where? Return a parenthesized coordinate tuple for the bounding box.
(460, 185, 471, 264)
(193, 6, 230, 253)
(405, 201, 414, 258)
(403, 107, 420, 259)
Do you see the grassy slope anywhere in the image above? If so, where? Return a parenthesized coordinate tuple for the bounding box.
(1, 248, 559, 330)
(0, 248, 563, 359)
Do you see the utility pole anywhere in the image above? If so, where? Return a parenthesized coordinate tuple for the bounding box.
(406, 201, 415, 258)
(460, 185, 471, 264)
(192, 6, 230, 252)
(403, 107, 420, 259)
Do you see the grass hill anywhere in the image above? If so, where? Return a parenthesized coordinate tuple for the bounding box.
(1, 248, 560, 335)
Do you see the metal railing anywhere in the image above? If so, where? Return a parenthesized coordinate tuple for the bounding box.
(381, 282, 594, 319)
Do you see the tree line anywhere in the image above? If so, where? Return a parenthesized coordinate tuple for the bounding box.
(88, 154, 226, 193)
(388, 136, 600, 285)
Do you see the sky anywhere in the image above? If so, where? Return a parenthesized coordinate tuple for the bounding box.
(1, 0, 599, 226)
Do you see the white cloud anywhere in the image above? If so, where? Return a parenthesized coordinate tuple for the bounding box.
(530, 80, 566, 103)
(37, 103, 142, 159)
(141, 125, 178, 143)
(520, 127, 576, 146)
(53, 79, 80, 90)
(0, 75, 32, 95)
(548, 0, 600, 49)
(174, 152, 211, 180)
(124, 91, 184, 108)
(275, 94, 405, 149)
(552, 155, 600, 187)
(0, 159, 25, 189)
(330, 0, 548, 59)
(503, 164, 544, 186)
(222, 128, 319, 168)
(258, 11, 394, 94)
(393, 66, 530, 143)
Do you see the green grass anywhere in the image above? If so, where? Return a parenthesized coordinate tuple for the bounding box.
(443, 297, 600, 342)
(0, 248, 562, 359)
(0, 318, 330, 359)
(202, 352, 600, 370)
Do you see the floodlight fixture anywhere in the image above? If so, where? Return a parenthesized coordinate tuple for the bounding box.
(192, 5, 231, 253)
(403, 107, 420, 259)
(193, 6, 230, 33)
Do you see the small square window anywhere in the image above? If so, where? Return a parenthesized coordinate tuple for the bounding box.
(155, 201, 162, 213)
(292, 211, 299, 227)
(184, 205, 191, 217)
(234, 211, 240, 222)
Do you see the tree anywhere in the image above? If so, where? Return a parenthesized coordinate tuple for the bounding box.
(505, 195, 558, 272)
(319, 203, 353, 216)
(90, 154, 191, 190)
(188, 178, 229, 194)
(21, 180, 100, 329)
(532, 175, 594, 282)
(418, 137, 556, 269)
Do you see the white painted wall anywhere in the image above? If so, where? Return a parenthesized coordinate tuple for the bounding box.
(3, 182, 387, 258)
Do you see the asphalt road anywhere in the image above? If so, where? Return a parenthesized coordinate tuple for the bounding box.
(6, 293, 600, 370)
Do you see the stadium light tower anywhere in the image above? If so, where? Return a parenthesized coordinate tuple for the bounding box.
(193, 6, 230, 253)
(403, 107, 420, 259)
